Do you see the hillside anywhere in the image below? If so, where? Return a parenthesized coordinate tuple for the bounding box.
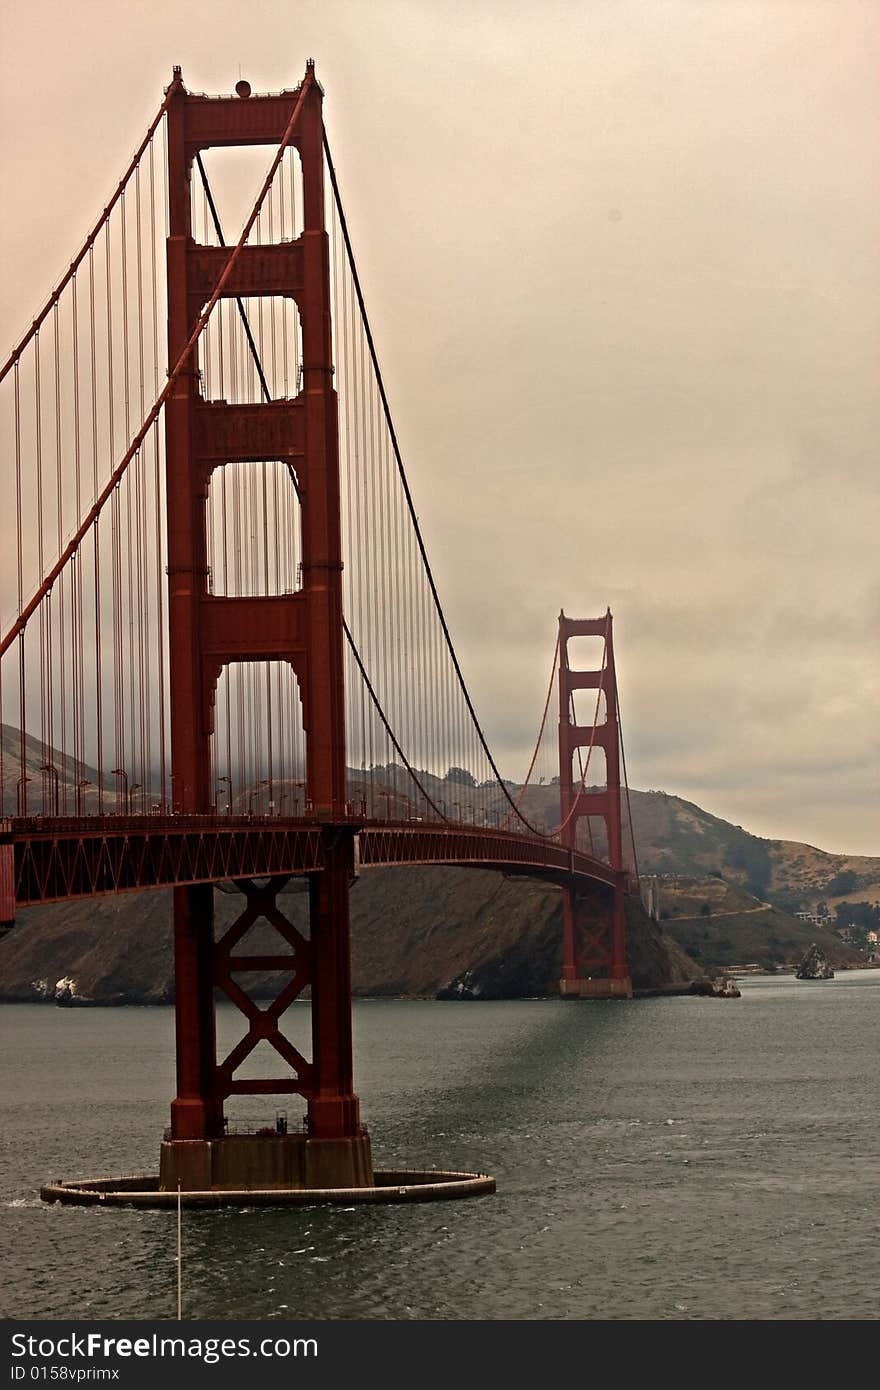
(3, 725, 875, 914)
(0, 867, 701, 1004)
(1, 723, 114, 814)
(646, 874, 865, 972)
(504, 781, 878, 910)
(630, 793, 878, 909)
(0, 734, 875, 999)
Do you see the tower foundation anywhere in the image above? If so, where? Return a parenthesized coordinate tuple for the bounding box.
(159, 1132, 374, 1192)
(559, 977, 633, 1000)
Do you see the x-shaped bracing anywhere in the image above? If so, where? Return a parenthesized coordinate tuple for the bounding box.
(214, 875, 315, 1098)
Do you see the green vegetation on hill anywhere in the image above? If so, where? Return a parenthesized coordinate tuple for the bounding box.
(625, 790, 878, 915)
(651, 875, 865, 971)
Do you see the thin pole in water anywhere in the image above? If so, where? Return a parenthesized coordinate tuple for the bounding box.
(177, 1181, 182, 1320)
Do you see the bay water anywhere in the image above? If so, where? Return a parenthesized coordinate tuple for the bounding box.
(2, 971, 878, 1320)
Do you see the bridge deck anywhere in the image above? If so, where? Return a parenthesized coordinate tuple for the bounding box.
(0, 815, 619, 917)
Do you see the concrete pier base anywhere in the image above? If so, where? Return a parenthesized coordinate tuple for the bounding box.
(159, 1132, 374, 1192)
(559, 976, 633, 999)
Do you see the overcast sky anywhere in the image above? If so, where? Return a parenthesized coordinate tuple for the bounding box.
(1, 0, 878, 854)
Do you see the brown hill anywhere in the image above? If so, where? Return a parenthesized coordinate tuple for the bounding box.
(1, 733, 874, 1000)
(4, 724, 875, 914)
(645, 874, 865, 971)
(505, 781, 877, 912)
(0, 867, 700, 1004)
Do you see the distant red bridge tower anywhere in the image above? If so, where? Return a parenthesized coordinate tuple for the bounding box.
(557, 611, 632, 999)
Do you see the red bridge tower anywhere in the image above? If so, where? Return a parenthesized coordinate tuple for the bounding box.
(161, 63, 371, 1190)
(557, 611, 632, 999)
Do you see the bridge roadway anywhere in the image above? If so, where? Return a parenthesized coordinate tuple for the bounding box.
(0, 813, 620, 919)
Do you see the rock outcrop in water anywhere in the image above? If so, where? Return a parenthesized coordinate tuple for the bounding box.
(30, 974, 96, 1006)
(688, 974, 742, 998)
(795, 943, 835, 980)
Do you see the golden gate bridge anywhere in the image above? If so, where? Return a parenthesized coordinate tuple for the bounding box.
(0, 63, 639, 1202)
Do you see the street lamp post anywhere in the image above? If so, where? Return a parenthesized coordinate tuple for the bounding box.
(17, 775, 33, 816)
(76, 778, 92, 817)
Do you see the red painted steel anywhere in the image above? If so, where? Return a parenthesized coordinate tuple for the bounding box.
(0, 840, 15, 924)
(557, 611, 630, 987)
(357, 823, 617, 885)
(8, 817, 325, 908)
(5, 816, 621, 913)
(213, 876, 314, 1102)
(172, 883, 222, 1140)
(163, 63, 360, 1141)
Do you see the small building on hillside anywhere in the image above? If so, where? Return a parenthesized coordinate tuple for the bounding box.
(796, 909, 834, 928)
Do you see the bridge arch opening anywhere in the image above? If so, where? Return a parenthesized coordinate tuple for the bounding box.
(197, 294, 303, 407)
(565, 633, 606, 675)
(210, 659, 305, 814)
(570, 686, 607, 729)
(570, 745, 607, 795)
(575, 815, 610, 861)
(191, 145, 305, 252)
(206, 459, 303, 599)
